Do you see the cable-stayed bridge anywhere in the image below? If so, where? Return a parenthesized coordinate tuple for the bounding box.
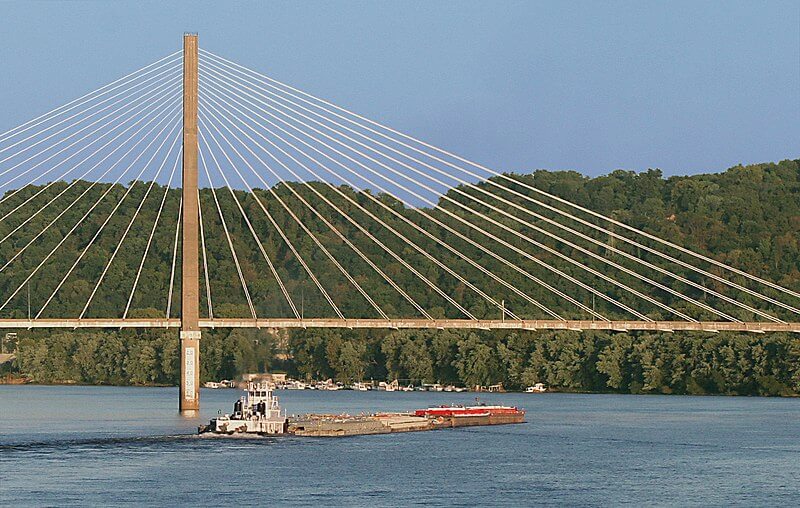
(1, 35, 798, 409)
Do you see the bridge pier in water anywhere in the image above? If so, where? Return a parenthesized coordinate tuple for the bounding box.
(180, 33, 201, 412)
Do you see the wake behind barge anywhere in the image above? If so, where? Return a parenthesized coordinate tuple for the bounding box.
(198, 382, 525, 437)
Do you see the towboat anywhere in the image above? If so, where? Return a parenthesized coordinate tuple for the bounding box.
(199, 381, 287, 435)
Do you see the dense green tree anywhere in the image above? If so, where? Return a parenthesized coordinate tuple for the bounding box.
(455, 333, 500, 387)
(331, 340, 368, 383)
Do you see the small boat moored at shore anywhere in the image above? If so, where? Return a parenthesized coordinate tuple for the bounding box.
(203, 379, 236, 389)
(526, 383, 547, 393)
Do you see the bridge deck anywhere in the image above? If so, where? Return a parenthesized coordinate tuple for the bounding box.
(0, 318, 797, 333)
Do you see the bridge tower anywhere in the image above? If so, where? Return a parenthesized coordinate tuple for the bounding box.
(180, 33, 201, 412)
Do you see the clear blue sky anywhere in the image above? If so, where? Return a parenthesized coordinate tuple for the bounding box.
(0, 0, 797, 178)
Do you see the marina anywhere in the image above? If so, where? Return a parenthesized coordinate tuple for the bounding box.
(218, 374, 543, 393)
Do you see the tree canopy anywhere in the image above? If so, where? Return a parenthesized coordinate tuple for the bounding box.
(3, 160, 799, 394)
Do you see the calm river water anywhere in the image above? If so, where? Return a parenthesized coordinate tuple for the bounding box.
(1, 385, 798, 506)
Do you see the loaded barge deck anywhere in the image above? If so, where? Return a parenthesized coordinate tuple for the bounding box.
(198, 382, 525, 437)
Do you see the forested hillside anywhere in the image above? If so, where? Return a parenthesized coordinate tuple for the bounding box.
(4, 160, 799, 394)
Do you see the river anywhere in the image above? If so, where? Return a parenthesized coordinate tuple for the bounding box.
(0, 385, 798, 506)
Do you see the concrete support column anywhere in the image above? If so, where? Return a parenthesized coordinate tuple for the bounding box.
(180, 330, 200, 410)
(180, 33, 200, 412)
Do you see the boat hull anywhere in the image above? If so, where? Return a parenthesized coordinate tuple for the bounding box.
(200, 417, 287, 435)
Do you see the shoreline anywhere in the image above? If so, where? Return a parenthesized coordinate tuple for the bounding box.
(4, 380, 797, 398)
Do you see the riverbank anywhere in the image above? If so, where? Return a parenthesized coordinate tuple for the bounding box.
(9, 327, 800, 397)
(0, 374, 29, 385)
(7, 378, 799, 397)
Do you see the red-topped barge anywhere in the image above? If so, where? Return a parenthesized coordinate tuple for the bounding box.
(415, 404, 526, 427)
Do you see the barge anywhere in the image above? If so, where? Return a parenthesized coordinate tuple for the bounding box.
(199, 382, 525, 437)
(414, 404, 526, 426)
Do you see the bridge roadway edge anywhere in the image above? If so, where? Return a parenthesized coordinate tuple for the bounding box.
(0, 318, 797, 333)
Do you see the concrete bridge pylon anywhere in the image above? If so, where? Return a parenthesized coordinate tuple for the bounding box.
(180, 33, 200, 412)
